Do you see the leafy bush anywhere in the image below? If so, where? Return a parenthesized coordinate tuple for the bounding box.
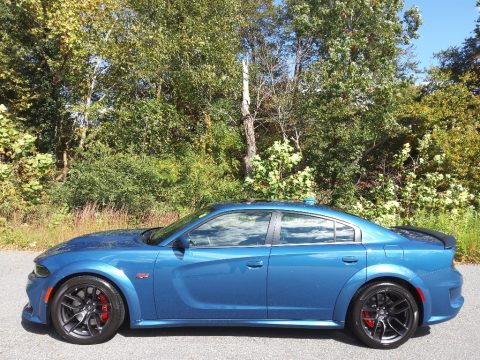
(353, 139, 475, 226)
(169, 149, 244, 213)
(245, 140, 315, 200)
(399, 70, 480, 194)
(0, 105, 54, 216)
(55, 144, 244, 215)
(56, 147, 179, 215)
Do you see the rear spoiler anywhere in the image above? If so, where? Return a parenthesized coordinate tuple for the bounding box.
(392, 225, 456, 249)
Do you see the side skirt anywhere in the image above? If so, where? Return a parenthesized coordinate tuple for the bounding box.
(131, 319, 344, 329)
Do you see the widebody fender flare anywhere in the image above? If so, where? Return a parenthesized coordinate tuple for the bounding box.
(45, 261, 142, 324)
(333, 264, 431, 324)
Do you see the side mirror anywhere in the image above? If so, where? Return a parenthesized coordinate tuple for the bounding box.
(175, 234, 190, 249)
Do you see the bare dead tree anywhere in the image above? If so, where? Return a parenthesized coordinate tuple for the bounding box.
(242, 58, 257, 176)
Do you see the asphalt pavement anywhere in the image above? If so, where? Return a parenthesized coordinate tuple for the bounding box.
(0, 250, 478, 360)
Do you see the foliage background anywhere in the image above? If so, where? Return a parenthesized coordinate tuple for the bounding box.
(0, 0, 478, 261)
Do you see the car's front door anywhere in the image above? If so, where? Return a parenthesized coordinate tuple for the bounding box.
(154, 210, 273, 319)
(267, 211, 367, 320)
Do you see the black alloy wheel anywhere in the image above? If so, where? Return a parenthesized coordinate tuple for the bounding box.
(51, 275, 125, 344)
(349, 282, 419, 349)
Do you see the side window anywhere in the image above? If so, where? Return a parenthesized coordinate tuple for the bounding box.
(279, 213, 335, 244)
(187, 211, 271, 247)
(335, 222, 355, 242)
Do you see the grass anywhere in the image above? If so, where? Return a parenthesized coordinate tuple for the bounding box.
(0, 204, 179, 250)
(1, 206, 479, 263)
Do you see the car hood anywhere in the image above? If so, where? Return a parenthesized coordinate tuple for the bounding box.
(36, 229, 148, 260)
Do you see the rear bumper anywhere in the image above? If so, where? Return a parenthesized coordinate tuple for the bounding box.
(422, 267, 464, 325)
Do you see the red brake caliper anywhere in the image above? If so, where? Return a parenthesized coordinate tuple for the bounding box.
(362, 311, 374, 328)
(98, 293, 110, 323)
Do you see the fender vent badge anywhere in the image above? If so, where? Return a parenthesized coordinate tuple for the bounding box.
(136, 273, 150, 279)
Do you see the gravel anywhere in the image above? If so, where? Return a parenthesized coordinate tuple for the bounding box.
(0, 250, 478, 360)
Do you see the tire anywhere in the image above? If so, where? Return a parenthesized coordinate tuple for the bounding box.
(50, 275, 125, 345)
(348, 281, 419, 349)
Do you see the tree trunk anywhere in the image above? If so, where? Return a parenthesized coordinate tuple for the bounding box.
(242, 58, 256, 176)
(78, 21, 116, 152)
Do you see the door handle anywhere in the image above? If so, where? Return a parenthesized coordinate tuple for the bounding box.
(246, 260, 264, 268)
(342, 256, 358, 264)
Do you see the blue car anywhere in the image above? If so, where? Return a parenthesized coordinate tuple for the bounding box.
(23, 200, 464, 348)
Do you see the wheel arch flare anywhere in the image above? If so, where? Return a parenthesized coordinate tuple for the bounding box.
(45, 261, 141, 325)
(333, 264, 429, 325)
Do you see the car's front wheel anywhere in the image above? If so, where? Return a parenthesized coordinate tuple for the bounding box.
(348, 281, 419, 349)
(50, 275, 125, 344)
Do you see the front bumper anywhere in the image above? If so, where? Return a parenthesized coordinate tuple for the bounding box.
(22, 302, 44, 324)
(22, 272, 50, 324)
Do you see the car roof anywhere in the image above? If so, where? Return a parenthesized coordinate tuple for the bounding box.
(212, 199, 318, 209)
(211, 200, 359, 223)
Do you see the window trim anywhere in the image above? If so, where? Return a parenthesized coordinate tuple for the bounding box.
(271, 210, 362, 246)
(167, 210, 276, 249)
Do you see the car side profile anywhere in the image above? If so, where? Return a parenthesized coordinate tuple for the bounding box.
(23, 200, 464, 348)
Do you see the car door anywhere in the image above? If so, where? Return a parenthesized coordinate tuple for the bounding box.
(154, 210, 273, 319)
(267, 211, 367, 320)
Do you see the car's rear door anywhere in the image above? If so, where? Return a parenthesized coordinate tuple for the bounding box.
(154, 210, 273, 319)
(267, 211, 367, 320)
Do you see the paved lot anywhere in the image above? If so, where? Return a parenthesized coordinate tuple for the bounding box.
(0, 251, 479, 360)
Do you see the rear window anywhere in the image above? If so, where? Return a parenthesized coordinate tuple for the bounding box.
(336, 223, 355, 242)
(391, 228, 443, 246)
(280, 213, 335, 244)
(279, 213, 356, 244)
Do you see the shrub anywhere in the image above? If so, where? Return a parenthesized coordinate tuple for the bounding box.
(55, 144, 244, 215)
(353, 139, 475, 226)
(56, 147, 179, 215)
(245, 140, 315, 200)
(169, 149, 244, 213)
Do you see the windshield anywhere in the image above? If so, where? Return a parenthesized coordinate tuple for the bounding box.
(148, 207, 213, 245)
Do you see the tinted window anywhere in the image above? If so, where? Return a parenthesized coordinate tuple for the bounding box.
(391, 228, 443, 246)
(187, 211, 271, 247)
(335, 223, 355, 242)
(280, 213, 335, 244)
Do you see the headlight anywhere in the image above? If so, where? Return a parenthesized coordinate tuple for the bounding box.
(33, 263, 50, 278)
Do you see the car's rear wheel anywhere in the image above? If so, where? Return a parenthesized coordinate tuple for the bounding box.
(50, 275, 125, 344)
(348, 281, 419, 349)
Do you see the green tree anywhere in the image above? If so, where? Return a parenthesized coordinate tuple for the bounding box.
(284, 0, 421, 204)
(94, 0, 243, 160)
(0, 0, 131, 173)
(436, 0, 479, 87)
(397, 70, 480, 194)
(0, 105, 54, 215)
